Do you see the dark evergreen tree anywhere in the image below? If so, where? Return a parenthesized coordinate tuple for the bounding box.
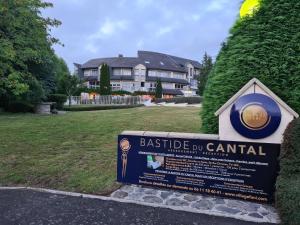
(198, 52, 213, 96)
(202, 0, 300, 133)
(100, 64, 111, 95)
(155, 79, 162, 98)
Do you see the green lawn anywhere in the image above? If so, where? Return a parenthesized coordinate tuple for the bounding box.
(0, 107, 201, 195)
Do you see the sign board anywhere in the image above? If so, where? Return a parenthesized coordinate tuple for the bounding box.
(117, 135, 280, 203)
(117, 78, 298, 203)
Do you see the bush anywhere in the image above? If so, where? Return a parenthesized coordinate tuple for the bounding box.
(202, 0, 300, 133)
(133, 91, 154, 96)
(155, 97, 202, 104)
(5, 101, 34, 113)
(111, 90, 132, 96)
(48, 94, 67, 109)
(276, 118, 300, 225)
(63, 104, 143, 112)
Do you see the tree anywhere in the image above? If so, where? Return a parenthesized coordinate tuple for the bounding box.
(201, 0, 300, 133)
(155, 79, 163, 98)
(53, 56, 71, 94)
(197, 53, 213, 96)
(59, 74, 80, 107)
(99, 64, 111, 95)
(0, 1, 61, 109)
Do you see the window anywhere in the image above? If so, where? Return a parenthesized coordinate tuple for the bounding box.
(175, 84, 184, 89)
(189, 68, 193, 76)
(145, 61, 150, 64)
(84, 69, 98, 77)
(122, 69, 132, 76)
(148, 71, 156, 77)
(111, 83, 121, 90)
(112, 69, 121, 75)
(141, 82, 145, 87)
(112, 68, 132, 76)
(91, 69, 98, 76)
(173, 73, 185, 79)
(150, 83, 156, 88)
(148, 70, 170, 78)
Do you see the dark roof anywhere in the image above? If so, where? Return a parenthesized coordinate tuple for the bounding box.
(162, 89, 184, 95)
(81, 58, 116, 69)
(146, 76, 189, 84)
(79, 51, 200, 72)
(137, 51, 186, 72)
(138, 51, 201, 70)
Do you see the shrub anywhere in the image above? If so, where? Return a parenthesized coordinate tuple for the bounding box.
(63, 104, 143, 112)
(155, 97, 202, 104)
(111, 90, 132, 96)
(276, 118, 300, 225)
(133, 91, 154, 96)
(5, 101, 34, 113)
(48, 94, 67, 109)
(202, 0, 300, 133)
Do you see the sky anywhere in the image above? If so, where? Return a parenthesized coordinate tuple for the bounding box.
(43, 0, 242, 71)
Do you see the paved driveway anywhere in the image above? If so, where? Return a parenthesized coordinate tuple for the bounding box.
(0, 189, 274, 225)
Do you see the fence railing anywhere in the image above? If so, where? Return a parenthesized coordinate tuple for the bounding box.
(65, 95, 146, 106)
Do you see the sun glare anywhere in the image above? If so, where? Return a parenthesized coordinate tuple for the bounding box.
(240, 0, 260, 18)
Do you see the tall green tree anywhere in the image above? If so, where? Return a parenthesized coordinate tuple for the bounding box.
(100, 64, 111, 95)
(0, 0, 61, 108)
(53, 56, 71, 93)
(198, 52, 213, 96)
(201, 0, 300, 133)
(155, 79, 162, 98)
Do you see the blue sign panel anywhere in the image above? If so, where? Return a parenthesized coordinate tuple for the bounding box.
(230, 93, 281, 139)
(117, 135, 280, 203)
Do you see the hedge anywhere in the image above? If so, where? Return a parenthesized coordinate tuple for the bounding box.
(155, 97, 202, 104)
(276, 118, 300, 225)
(63, 104, 144, 112)
(5, 101, 34, 113)
(48, 94, 67, 109)
(111, 90, 132, 96)
(202, 0, 300, 134)
(133, 91, 154, 96)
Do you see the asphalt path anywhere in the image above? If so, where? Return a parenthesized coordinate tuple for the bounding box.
(0, 189, 274, 225)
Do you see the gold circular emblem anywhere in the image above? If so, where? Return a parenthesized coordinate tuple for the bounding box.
(241, 104, 270, 129)
(120, 138, 131, 152)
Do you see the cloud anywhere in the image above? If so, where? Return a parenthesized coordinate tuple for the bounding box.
(155, 26, 174, 37)
(89, 18, 129, 39)
(85, 43, 98, 54)
(206, 0, 232, 12)
(44, 0, 241, 69)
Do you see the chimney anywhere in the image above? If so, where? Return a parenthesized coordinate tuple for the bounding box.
(118, 54, 124, 58)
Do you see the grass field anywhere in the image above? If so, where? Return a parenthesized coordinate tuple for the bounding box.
(0, 107, 201, 195)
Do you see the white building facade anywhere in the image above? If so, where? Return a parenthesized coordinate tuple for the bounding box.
(74, 51, 201, 97)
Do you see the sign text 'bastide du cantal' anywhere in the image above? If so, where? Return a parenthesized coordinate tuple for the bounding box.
(117, 78, 299, 203)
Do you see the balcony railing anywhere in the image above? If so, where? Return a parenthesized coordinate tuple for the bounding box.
(87, 84, 100, 89)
